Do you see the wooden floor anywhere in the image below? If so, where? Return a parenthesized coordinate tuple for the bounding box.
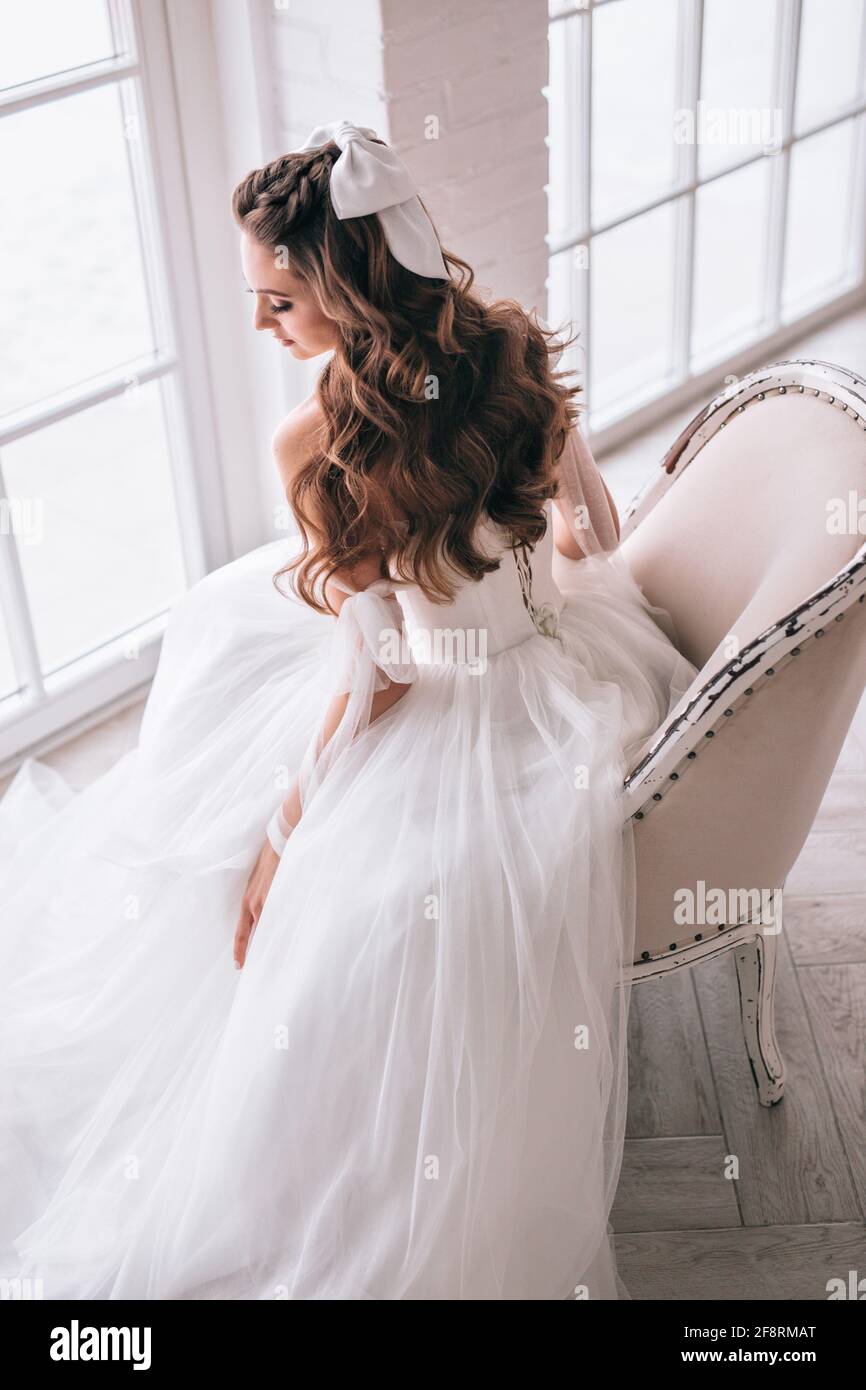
(614, 690, 866, 1299)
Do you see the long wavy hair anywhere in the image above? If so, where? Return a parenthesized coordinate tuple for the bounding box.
(232, 136, 581, 614)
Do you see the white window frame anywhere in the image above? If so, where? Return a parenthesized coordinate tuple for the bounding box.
(548, 0, 866, 454)
(0, 0, 258, 773)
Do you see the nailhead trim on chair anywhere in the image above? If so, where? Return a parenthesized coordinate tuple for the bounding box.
(626, 581, 863, 821)
(636, 898, 780, 962)
(619, 361, 866, 499)
(620, 359, 866, 964)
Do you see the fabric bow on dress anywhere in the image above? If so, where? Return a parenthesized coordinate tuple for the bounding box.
(296, 576, 417, 810)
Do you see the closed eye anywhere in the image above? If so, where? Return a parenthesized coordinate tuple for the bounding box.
(270, 301, 293, 314)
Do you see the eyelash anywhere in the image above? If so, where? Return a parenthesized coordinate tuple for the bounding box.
(269, 301, 293, 314)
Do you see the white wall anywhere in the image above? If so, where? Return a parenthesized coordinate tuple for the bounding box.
(268, 0, 549, 309)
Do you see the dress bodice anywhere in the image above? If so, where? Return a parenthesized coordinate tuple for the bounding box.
(388, 498, 566, 667)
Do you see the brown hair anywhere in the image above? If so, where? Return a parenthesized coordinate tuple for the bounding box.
(232, 138, 581, 614)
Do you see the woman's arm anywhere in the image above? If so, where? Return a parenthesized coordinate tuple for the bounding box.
(552, 422, 620, 560)
(276, 400, 414, 808)
(235, 650, 410, 969)
(234, 406, 412, 967)
(276, 677, 412, 833)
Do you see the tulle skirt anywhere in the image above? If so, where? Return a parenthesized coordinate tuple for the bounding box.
(0, 537, 695, 1299)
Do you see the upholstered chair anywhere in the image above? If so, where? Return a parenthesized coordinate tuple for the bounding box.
(619, 359, 866, 1105)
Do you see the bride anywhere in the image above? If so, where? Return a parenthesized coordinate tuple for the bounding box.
(0, 121, 696, 1300)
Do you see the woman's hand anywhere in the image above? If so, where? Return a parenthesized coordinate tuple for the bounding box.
(234, 839, 281, 970)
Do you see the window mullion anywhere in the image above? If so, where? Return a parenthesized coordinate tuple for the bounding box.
(579, 6, 592, 418)
(124, 0, 215, 584)
(842, 113, 866, 285)
(127, 0, 230, 578)
(0, 56, 139, 117)
(106, 0, 137, 61)
(855, 2, 866, 288)
(0, 459, 45, 701)
(0, 354, 176, 449)
(671, 0, 703, 384)
(763, 0, 802, 332)
(548, 86, 866, 259)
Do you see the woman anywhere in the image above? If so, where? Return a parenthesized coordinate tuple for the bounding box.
(0, 122, 696, 1300)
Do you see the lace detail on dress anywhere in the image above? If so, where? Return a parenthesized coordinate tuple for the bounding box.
(512, 539, 562, 642)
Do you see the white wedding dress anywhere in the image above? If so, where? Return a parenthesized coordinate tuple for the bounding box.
(0, 472, 696, 1300)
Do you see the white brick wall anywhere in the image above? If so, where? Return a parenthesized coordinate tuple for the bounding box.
(264, 0, 550, 311)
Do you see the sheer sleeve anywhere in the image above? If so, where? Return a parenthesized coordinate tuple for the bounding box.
(294, 577, 417, 812)
(554, 419, 620, 556)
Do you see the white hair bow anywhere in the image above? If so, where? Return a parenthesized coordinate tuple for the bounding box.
(298, 119, 448, 281)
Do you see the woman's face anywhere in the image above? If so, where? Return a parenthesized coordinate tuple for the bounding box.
(240, 233, 338, 360)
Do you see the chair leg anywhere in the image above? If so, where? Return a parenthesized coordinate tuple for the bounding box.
(734, 926, 785, 1107)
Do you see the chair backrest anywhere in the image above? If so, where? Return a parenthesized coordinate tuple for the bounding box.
(619, 360, 866, 965)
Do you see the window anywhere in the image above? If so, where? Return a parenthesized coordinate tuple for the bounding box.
(547, 0, 866, 439)
(0, 0, 228, 766)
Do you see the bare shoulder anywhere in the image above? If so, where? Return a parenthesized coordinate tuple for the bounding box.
(270, 394, 385, 602)
(271, 394, 326, 486)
